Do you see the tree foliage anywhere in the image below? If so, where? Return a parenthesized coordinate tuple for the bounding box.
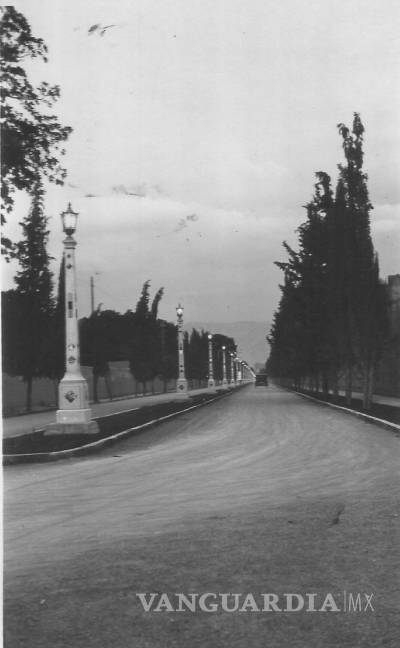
(268, 114, 389, 409)
(3, 181, 55, 410)
(0, 6, 72, 256)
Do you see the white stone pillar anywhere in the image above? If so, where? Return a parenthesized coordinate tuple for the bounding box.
(222, 346, 228, 387)
(47, 204, 98, 435)
(208, 334, 215, 389)
(176, 304, 188, 397)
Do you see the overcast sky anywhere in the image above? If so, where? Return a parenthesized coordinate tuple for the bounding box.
(3, 0, 400, 326)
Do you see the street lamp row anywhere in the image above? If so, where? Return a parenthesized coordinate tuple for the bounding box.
(49, 204, 249, 435)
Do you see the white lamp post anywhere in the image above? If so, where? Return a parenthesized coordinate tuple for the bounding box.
(229, 352, 236, 386)
(221, 345, 228, 387)
(207, 334, 215, 389)
(237, 358, 242, 383)
(47, 204, 98, 435)
(176, 304, 188, 397)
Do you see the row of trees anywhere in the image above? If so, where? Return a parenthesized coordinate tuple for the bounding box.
(79, 281, 236, 401)
(2, 270, 237, 409)
(267, 114, 388, 410)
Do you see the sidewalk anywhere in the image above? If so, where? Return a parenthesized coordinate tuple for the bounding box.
(336, 390, 400, 407)
(1, 388, 216, 439)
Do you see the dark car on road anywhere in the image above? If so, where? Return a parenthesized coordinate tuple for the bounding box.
(255, 373, 268, 387)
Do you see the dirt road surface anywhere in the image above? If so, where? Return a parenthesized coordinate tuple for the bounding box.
(4, 385, 400, 647)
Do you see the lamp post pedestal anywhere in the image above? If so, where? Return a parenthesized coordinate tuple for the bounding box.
(176, 378, 189, 396)
(57, 375, 92, 425)
(45, 205, 98, 436)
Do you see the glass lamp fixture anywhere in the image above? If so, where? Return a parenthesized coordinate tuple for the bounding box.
(61, 203, 79, 236)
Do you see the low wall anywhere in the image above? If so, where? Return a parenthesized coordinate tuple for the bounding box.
(2, 361, 190, 417)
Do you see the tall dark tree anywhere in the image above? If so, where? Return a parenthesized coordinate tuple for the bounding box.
(13, 181, 54, 410)
(268, 113, 388, 410)
(158, 319, 178, 391)
(135, 280, 151, 319)
(336, 113, 385, 407)
(128, 281, 163, 393)
(151, 287, 164, 319)
(80, 307, 124, 402)
(186, 329, 208, 384)
(0, 6, 72, 256)
(45, 254, 65, 385)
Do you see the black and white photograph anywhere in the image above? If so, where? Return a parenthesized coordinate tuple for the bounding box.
(1, 1, 400, 646)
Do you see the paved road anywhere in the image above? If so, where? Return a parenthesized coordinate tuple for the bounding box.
(4, 385, 400, 647)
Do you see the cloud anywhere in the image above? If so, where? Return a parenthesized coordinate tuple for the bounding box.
(112, 184, 147, 197)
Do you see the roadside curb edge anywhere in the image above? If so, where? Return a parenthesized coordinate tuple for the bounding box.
(293, 390, 400, 433)
(3, 390, 234, 465)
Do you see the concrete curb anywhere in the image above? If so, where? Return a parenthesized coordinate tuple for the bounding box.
(293, 390, 400, 433)
(3, 390, 233, 465)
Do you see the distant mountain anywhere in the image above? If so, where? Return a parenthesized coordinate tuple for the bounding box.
(185, 321, 271, 370)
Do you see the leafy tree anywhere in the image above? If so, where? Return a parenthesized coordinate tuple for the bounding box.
(0, 6, 72, 256)
(2, 288, 25, 376)
(186, 329, 208, 384)
(158, 319, 178, 390)
(151, 287, 164, 319)
(80, 307, 126, 402)
(44, 254, 65, 383)
(135, 280, 151, 319)
(128, 281, 164, 393)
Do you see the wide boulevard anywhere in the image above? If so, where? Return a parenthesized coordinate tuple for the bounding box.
(4, 385, 400, 647)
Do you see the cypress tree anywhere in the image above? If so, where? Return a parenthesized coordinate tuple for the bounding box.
(336, 113, 383, 408)
(14, 181, 54, 410)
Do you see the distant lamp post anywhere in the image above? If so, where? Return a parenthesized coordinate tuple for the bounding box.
(207, 334, 215, 389)
(47, 204, 98, 435)
(221, 345, 228, 387)
(229, 352, 236, 386)
(237, 358, 242, 383)
(176, 304, 188, 397)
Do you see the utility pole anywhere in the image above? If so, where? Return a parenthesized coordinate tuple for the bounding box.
(90, 275, 95, 313)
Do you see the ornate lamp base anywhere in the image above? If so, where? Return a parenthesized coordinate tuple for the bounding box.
(45, 375, 99, 435)
(176, 378, 189, 398)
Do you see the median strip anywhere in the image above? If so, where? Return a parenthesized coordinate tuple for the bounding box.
(3, 390, 234, 465)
